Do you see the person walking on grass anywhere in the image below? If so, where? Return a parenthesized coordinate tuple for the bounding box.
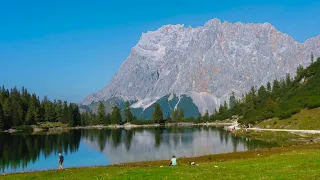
(58, 153, 64, 170)
(169, 155, 177, 166)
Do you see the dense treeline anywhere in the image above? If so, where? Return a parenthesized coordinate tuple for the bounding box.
(80, 102, 132, 126)
(209, 56, 320, 125)
(0, 87, 81, 130)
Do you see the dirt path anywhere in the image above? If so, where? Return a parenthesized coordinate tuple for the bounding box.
(248, 127, 320, 134)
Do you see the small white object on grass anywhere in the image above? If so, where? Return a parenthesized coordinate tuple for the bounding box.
(160, 166, 163, 168)
(214, 166, 218, 168)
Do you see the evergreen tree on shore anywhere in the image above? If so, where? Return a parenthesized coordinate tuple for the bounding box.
(0, 86, 87, 130)
(171, 109, 178, 122)
(152, 103, 163, 123)
(124, 101, 133, 123)
(203, 110, 209, 122)
(197, 113, 202, 123)
(111, 106, 122, 125)
(97, 102, 106, 124)
(179, 108, 185, 121)
(0, 103, 4, 129)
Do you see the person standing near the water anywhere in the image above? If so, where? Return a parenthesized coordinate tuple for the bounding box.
(169, 155, 177, 166)
(58, 153, 64, 170)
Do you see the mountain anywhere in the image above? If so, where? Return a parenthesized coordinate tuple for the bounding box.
(82, 18, 320, 118)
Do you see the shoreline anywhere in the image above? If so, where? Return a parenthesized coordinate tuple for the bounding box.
(70, 121, 236, 129)
(18, 121, 236, 133)
(1, 121, 236, 134)
(3, 143, 320, 176)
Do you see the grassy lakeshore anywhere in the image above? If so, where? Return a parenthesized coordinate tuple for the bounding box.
(233, 129, 320, 146)
(3, 144, 320, 180)
(255, 108, 320, 130)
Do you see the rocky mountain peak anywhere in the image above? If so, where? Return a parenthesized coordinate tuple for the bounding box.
(83, 18, 320, 115)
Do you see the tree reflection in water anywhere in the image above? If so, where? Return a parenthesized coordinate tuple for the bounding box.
(0, 127, 276, 173)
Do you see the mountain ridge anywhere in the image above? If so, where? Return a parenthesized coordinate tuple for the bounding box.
(83, 18, 320, 116)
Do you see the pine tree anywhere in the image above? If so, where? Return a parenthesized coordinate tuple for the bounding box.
(10, 87, 23, 126)
(229, 91, 236, 110)
(285, 73, 292, 88)
(152, 103, 163, 123)
(111, 106, 122, 125)
(25, 104, 35, 125)
(55, 100, 63, 122)
(223, 101, 229, 112)
(179, 108, 184, 121)
(218, 104, 224, 115)
(272, 79, 280, 94)
(34, 107, 41, 122)
(166, 112, 171, 122)
(43, 97, 56, 122)
(203, 110, 209, 122)
(266, 82, 272, 92)
(97, 102, 106, 124)
(171, 109, 178, 122)
(72, 105, 81, 126)
(2, 98, 12, 129)
(106, 113, 111, 125)
(124, 101, 133, 123)
(249, 87, 257, 109)
(0, 103, 4, 130)
(196, 113, 202, 123)
(295, 65, 304, 81)
(21, 87, 30, 121)
(69, 104, 81, 127)
(257, 85, 267, 108)
(62, 101, 69, 124)
(311, 52, 314, 64)
(81, 111, 89, 126)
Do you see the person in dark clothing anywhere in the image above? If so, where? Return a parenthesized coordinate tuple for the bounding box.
(58, 153, 64, 170)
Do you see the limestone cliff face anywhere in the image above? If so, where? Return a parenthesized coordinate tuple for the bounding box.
(83, 18, 320, 114)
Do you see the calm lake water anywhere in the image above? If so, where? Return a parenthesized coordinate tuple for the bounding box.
(0, 126, 275, 173)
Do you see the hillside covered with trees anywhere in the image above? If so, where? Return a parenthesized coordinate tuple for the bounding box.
(210, 56, 320, 125)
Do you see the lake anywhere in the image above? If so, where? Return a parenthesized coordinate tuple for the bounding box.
(0, 126, 275, 173)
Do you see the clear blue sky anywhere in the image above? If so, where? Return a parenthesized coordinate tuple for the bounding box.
(0, 0, 319, 103)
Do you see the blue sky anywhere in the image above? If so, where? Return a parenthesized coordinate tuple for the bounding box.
(0, 0, 319, 102)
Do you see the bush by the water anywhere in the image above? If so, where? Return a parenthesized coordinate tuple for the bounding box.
(12, 126, 33, 132)
(130, 120, 155, 125)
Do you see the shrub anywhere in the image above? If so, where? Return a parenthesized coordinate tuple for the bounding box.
(263, 111, 275, 119)
(12, 126, 33, 132)
(290, 107, 301, 115)
(278, 111, 292, 120)
(131, 120, 154, 125)
(307, 101, 320, 109)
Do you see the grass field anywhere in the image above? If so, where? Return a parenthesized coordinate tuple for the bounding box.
(3, 144, 320, 180)
(256, 108, 320, 130)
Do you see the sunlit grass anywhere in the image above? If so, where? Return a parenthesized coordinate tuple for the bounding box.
(256, 108, 320, 130)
